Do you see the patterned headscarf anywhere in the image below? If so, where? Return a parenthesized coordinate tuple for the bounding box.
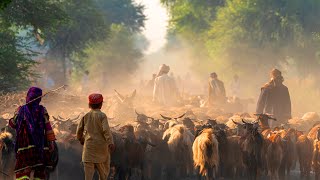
(15, 87, 45, 153)
(26, 87, 42, 105)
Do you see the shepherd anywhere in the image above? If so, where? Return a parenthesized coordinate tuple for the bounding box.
(256, 69, 291, 127)
(9, 87, 56, 180)
(208, 72, 227, 106)
(76, 93, 115, 180)
(153, 64, 178, 106)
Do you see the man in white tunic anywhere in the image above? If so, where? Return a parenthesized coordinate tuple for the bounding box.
(153, 64, 178, 106)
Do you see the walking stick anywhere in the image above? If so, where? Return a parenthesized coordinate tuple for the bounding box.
(0, 170, 9, 177)
(25, 85, 67, 105)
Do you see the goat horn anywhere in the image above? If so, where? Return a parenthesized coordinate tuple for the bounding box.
(135, 110, 141, 116)
(232, 119, 241, 125)
(58, 115, 66, 121)
(111, 124, 121, 128)
(242, 119, 249, 124)
(114, 89, 125, 103)
(130, 89, 137, 99)
(147, 141, 156, 147)
(147, 117, 155, 121)
(177, 113, 186, 119)
(160, 114, 172, 120)
(269, 117, 277, 121)
(70, 114, 81, 121)
(52, 116, 62, 122)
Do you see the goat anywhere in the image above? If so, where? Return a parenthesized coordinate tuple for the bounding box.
(266, 132, 283, 180)
(296, 135, 313, 178)
(193, 128, 219, 180)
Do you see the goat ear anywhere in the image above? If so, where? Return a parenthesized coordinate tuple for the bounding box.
(130, 90, 137, 99)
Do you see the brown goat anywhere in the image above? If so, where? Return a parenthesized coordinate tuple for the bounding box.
(313, 139, 320, 180)
(266, 132, 283, 180)
(193, 128, 219, 180)
(279, 128, 298, 177)
(225, 135, 244, 178)
(296, 135, 313, 178)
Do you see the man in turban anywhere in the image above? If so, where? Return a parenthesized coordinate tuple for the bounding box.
(153, 64, 178, 106)
(76, 93, 114, 180)
(208, 72, 227, 106)
(9, 87, 56, 180)
(256, 69, 291, 127)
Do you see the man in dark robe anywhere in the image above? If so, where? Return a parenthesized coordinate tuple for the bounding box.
(256, 69, 291, 127)
(208, 72, 226, 106)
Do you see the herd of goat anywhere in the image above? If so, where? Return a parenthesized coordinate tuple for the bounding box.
(1, 91, 320, 180)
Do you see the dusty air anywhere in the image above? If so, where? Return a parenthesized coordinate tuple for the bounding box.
(1, 0, 320, 180)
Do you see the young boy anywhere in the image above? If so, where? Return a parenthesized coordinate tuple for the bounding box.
(76, 93, 114, 180)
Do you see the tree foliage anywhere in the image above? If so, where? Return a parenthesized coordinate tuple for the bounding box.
(0, 0, 11, 10)
(75, 24, 146, 88)
(162, 0, 320, 77)
(0, 0, 146, 91)
(0, 20, 37, 91)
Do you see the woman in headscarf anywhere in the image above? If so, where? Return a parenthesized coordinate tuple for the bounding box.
(9, 87, 56, 180)
(256, 69, 291, 127)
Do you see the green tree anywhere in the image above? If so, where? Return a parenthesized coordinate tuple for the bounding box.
(0, 20, 37, 91)
(44, 0, 107, 83)
(77, 24, 145, 87)
(206, 0, 320, 75)
(96, 0, 146, 33)
(0, 0, 146, 90)
(0, 0, 11, 10)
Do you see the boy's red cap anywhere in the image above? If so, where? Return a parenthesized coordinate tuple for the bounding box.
(89, 93, 103, 104)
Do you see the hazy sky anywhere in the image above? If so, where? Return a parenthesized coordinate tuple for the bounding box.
(135, 0, 169, 54)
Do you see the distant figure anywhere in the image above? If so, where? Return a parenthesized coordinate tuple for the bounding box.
(208, 72, 226, 106)
(256, 69, 291, 127)
(230, 74, 240, 97)
(170, 72, 178, 91)
(153, 64, 178, 106)
(176, 75, 182, 90)
(9, 87, 56, 180)
(170, 72, 175, 79)
(82, 70, 90, 94)
(146, 74, 157, 96)
(77, 94, 114, 180)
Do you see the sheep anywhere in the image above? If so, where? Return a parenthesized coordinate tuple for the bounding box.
(290, 112, 320, 132)
(192, 128, 219, 180)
